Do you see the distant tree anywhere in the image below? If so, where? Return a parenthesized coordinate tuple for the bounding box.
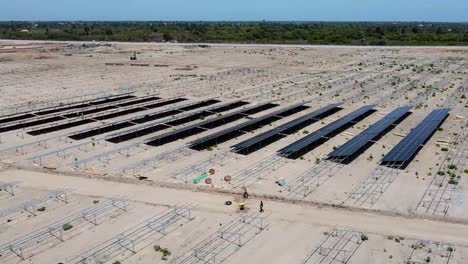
(375, 27, 385, 36)
(84, 25, 90, 36)
(163, 32, 173, 41)
(105, 28, 113, 36)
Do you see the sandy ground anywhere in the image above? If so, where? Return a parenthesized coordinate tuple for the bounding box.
(0, 42, 467, 263)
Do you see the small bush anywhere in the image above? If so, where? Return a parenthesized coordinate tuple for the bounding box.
(62, 223, 73, 231)
(154, 245, 172, 261)
(361, 234, 368, 241)
(449, 178, 458, 185)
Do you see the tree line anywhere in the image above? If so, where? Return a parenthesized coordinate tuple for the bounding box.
(1, 21, 467, 46)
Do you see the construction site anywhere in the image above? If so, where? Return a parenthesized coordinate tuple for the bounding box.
(0, 40, 467, 264)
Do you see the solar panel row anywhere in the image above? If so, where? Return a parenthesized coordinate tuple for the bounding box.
(381, 108, 450, 166)
(106, 100, 256, 143)
(328, 106, 412, 160)
(231, 103, 342, 155)
(0, 93, 135, 125)
(144, 102, 277, 147)
(278, 104, 377, 159)
(188, 101, 310, 150)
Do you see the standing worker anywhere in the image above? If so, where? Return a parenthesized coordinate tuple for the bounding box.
(259, 201, 264, 213)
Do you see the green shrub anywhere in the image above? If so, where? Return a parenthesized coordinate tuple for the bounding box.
(62, 223, 73, 231)
(154, 245, 172, 261)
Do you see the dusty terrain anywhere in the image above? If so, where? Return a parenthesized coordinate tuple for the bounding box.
(0, 40, 467, 264)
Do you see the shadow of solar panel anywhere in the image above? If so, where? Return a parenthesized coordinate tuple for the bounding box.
(231, 103, 342, 155)
(278, 104, 377, 159)
(328, 106, 413, 163)
(381, 108, 450, 168)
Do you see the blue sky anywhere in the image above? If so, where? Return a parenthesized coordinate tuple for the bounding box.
(0, 0, 467, 22)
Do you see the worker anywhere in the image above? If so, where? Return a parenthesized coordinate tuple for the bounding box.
(259, 201, 264, 213)
(243, 189, 249, 199)
(239, 202, 245, 210)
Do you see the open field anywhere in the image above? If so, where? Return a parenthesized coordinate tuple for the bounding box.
(0, 40, 467, 264)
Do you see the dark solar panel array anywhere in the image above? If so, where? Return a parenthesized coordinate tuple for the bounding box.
(188, 102, 310, 150)
(278, 104, 376, 159)
(144, 102, 277, 147)
(328, 106, 412, 161)
(68, 98, 188, 140)
(231, 103, 342, 155)
(0, 95, 161, 133)
(106, 100, 254, 143)
(25, 97, 185, 136)
(381, 108, 450, 166)
(0, 94, 135, 125)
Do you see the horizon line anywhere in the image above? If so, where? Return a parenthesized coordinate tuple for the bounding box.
(1, 20, 468, 23)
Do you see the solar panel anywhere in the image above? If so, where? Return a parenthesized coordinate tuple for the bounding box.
(231, 103, 342, 155)
(328, 106, 412, 160)
(278, 104, 376, 159)
(381, 108, 450, 166)
(105, 100, 253, 143)
(144, 102, 275, 147)
(188, 102, 310, 150)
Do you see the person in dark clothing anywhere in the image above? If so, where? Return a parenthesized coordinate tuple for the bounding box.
(259, 201, 264, 213)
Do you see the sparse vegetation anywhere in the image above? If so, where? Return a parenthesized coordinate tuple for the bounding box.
(154, 245, 172, 261)
(62, 223, 73, 231)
